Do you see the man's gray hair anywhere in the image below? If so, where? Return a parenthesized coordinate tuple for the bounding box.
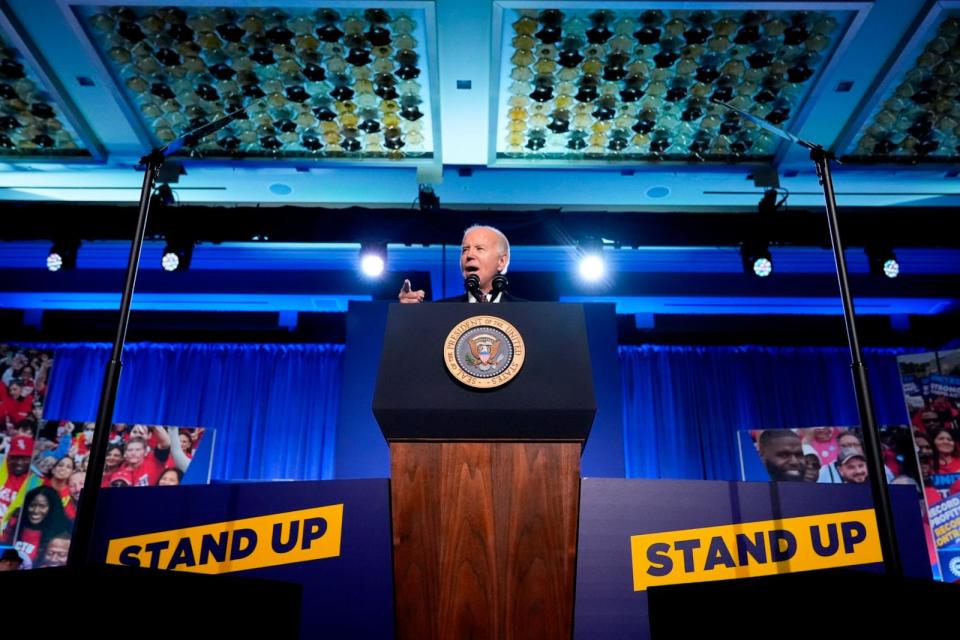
(463, 225, 510, 274)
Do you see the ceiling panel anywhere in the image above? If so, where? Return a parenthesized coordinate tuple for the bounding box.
(843, 3, 960, 163)
(72, 2, 437, 162)
(492, 3, 856, 165)
(0, 6, 95, 159)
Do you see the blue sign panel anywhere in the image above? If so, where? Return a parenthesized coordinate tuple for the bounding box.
(575, 479, 929, 640)
(91, 479, 393, 639)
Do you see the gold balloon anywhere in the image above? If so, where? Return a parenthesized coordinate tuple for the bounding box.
(513, 16, 537, 35)
(513, 35, 536, 50)
(534, 59, 557, 74)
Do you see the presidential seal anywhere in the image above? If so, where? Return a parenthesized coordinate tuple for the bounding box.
(444, 315, 525, 389)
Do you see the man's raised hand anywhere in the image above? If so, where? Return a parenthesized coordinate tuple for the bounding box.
(398, 279, 425, 304)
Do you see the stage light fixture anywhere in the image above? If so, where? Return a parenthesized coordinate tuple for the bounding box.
(360, 242, 387, 278)
(866, 247, 899, 279)
(46, 240, 79, 272)
(741, 242, 773, 278)
(161, 239, 193, 272)
(578, 238, 606, 282)
(418, 184, 440, 211)
(156, 183, 175, 206)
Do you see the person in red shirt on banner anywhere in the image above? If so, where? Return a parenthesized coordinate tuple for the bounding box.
(119, 426, 172, 487)
(71, 422, 95, 462)
(177, 431, 194, 460)
(109, 468, 134, 487)
(64, 470, 84, 521)
(0, 381, 33, 424)
(43, 456, 76, 517)
(3, 485, 71, 564)
(108, 423, 130, 446)
(100, 444, 124, 488)
(932, 427, 960, 474)
(0, 435, 39, 536)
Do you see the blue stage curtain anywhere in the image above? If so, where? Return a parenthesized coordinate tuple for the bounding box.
(34, 342, 343, 482)
(619, 345, 917, 482)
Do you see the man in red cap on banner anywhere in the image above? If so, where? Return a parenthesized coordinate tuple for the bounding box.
(0, 435, 41, 536)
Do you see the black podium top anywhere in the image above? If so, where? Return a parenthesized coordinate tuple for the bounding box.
(373, 302, 596, 442)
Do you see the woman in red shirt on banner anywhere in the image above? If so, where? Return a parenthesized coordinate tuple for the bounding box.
(2, 485, 71, 565)
(932, 427, 960, 475)
(99, 444, 124, 488)
(43, 456, 76, 520)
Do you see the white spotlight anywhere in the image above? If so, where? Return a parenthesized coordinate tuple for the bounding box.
(882, 258, 899, 279)
(161, 251, 180, 272)
(361, 253, 385, 277)
(579, 253, 606, 282)
(360, 242, 387, 278)
(752, 257, 773, 278)
(46, 252, 63, 272)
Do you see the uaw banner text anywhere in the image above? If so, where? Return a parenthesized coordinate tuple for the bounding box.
(574, 479, 930, 640)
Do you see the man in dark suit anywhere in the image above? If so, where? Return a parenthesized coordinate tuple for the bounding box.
(399, 225, 519, 303)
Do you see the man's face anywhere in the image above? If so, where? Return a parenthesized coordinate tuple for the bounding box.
(41, 538, 70, 567)
(0, 558, 21, 572)
(7, 383, 21, 399)
(460, 228, 507, 292)
(921, 411, 942, 430)
(124, 441, 146, 466)
(760, 434, 805, 481)
(803, 454, 821, 482)
(837, 434, 862, 452)
(839, 457, 868, 483)
(68, 472, 85, 501)
(7, 454, 30, 477)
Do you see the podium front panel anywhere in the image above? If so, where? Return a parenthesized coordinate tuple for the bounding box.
(373, 302, 596, 442)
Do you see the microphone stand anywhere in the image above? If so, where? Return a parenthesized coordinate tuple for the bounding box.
(712, 99, 902, 577)
(68, 104, 252, 567)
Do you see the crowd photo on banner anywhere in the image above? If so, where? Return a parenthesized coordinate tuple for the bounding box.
(742, 426, 921, 486)
(897, 348, 960, 582)
(0, 342, 205, 570)
(741, 424, 937, 576)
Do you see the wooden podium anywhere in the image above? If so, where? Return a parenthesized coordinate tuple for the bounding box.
(374, 303, 596, 639)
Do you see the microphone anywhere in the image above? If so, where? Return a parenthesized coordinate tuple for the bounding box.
(464, 274, 483, 301)
(491, 274, 508, 299)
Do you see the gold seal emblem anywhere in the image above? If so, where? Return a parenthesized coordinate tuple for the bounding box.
(444, 315, 525, 389)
